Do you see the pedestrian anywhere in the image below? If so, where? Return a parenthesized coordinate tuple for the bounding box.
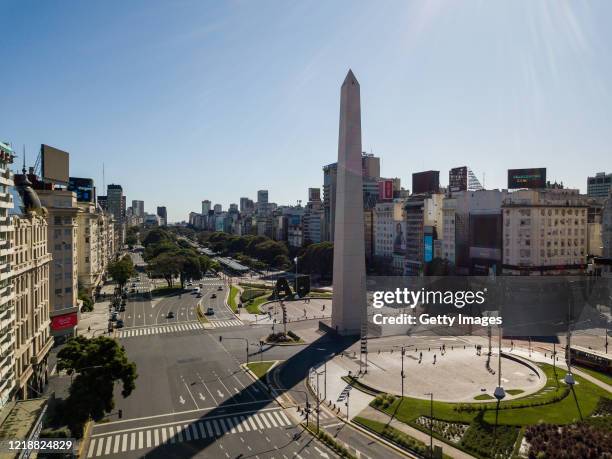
(433, 354, 437, 364)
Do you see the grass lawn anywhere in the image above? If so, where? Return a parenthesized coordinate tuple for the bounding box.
(379, 363, 610, 426)
(228, 285, 239, 312)
(575, 365, 612, 387)
(474, 394, 494, 400)
(246, 361, 275, 379)
(354, 417, 452, 459)
(246, 294, 270, 314)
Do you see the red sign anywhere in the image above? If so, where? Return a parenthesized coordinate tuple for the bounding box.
(378, 180, 394, 201)
(51, 312, 78, 331)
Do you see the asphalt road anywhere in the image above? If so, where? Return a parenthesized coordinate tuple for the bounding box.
(88, 268, 339, 459)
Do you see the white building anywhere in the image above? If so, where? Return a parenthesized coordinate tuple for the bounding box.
(0, 141, 16, 407)
(502, 189, 588, 275)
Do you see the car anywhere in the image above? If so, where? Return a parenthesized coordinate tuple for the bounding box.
(197, 293, 202, 298)
(111, 312, 118, 322)
(206, 307, 214, 315)
(167, 311, 175, 318)
(211, 293, 216, 299)
(116, 319, 124, 328)
(217, 286, 223, 291)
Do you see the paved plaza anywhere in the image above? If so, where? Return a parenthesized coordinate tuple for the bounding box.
(332, 346, 545, 402)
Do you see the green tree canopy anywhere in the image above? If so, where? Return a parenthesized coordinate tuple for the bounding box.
(108, 256, 136, 289)
(57, 336, 137, 435)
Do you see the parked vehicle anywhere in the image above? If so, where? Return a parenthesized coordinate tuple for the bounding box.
(206, 307, 214, 315)
(211, 293, 216, 299)
(167, 311, 175, 319)
(116, 319, 124, 328)
(217, 286, 223, 291)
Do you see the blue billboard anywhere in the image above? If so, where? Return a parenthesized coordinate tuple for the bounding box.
(424, 235, 433, 262)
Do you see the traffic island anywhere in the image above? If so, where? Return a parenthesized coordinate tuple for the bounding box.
(264, 331, 305, 345)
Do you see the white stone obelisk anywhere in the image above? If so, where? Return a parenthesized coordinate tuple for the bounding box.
(331, 70, 367, 336)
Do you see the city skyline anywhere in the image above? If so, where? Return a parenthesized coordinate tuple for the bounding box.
(2, 1, 612, 221)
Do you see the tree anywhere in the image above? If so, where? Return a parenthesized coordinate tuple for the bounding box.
(107, 256, 136, 290)
(149, 252, 181, 287)
(177, 253, 202, 288)
(57, 336, 137, 436)
(299, 242, 334, 278)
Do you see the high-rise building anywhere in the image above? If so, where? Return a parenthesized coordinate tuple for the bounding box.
(239, 197, 253, 214)
(213, 204, 222, 214)
(404, 193, 444, 275)
(10, 167, 53, 399)
(201, 200, 211, 214)
(132, 200, 144, 217)
(257, 190, 268, 205)
(107, 184, 125, 222)
(323, 152, 381, 242)
(156, 206, 167, 226)
(587, 172, 612, 198)
(0, 141, 16, 407)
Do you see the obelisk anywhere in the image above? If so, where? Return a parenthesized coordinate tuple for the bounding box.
(331, 70, 367, 336)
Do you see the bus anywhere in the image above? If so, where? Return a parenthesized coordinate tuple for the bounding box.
(569, 345, 611, 375)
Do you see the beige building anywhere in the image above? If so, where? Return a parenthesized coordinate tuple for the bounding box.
(77, 201, 104, 296)
(502, 189, 588, 275)
(0, 142, 16, 408)
(37, 189, 80, 340)
(10, 171, 53, 399)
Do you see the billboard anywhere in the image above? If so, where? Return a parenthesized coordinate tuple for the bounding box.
(449, 166, 468, 192)
(41, 144, 69, 184)
(68, 177, 95, 202)
(508, 168, 546, 189)
(412, 170, 440, 194)
(378, 179, 394, 201)
(51, 312, 78, 331)
(424, 235, 433, 262)
(393, 220, 406, 254)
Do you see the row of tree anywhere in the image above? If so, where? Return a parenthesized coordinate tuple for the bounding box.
(198, 232, 291, 269)
(142, 228, 217, 287)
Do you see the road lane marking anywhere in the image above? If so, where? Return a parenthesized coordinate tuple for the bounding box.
(121, 433, 128, 452)
(87, 439, 96, 458)
(113, 434, 120, 453)
(104, 436, 112, 455)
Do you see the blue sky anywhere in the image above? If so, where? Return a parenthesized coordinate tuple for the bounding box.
(1, 1, 611, 222)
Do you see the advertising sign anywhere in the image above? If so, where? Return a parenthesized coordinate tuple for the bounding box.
(378, 179, 394, 201)
(412, 170, 440, 194)
(507, 168, 546, 189)
(51, 312, 78, 331)
(41, 144, 70, 184)
(424, 235, 433, 262)
(393, 221, 406, 254)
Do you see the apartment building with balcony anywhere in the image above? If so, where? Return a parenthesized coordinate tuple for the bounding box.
(9, 169, 53, 399)
(0, 141, 16, 408)
(77, 201, 104, 297)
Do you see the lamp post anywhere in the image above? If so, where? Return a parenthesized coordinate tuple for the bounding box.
(218, 336, 250, 364)
(315, 348, 329, 400)
(424, 392, 433, 458)
(294, 257, 298, 294)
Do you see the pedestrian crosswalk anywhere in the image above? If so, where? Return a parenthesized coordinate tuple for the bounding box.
(206, 319, 243, 328)
(116, 322, 205, 339)
(87, 410, 293, 457)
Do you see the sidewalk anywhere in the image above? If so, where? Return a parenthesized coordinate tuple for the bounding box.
(77, 283, 116, 338)
(359, 406, 475, 459)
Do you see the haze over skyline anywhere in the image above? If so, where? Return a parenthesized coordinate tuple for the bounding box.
(1, 1, 611, 222)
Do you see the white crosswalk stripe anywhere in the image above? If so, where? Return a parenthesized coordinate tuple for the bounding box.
(208, 319, 243, 328)
(89, 410, 293, 457)
(117, 322, 205, 339)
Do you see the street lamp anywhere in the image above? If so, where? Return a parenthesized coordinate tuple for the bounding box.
(218, 336, 250, 364)
(424, 392, 434, 459)
(315, 348, 330, 400)
(294, 257, 298, 295)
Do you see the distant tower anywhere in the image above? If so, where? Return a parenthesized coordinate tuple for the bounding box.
(331, 70, 367, 336)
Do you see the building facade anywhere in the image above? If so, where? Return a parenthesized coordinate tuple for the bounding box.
(502, 189, 588, 275)
(587, 172, 611, 198)
(0, 142, 16, 407)
(10, 170, 53, 400)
